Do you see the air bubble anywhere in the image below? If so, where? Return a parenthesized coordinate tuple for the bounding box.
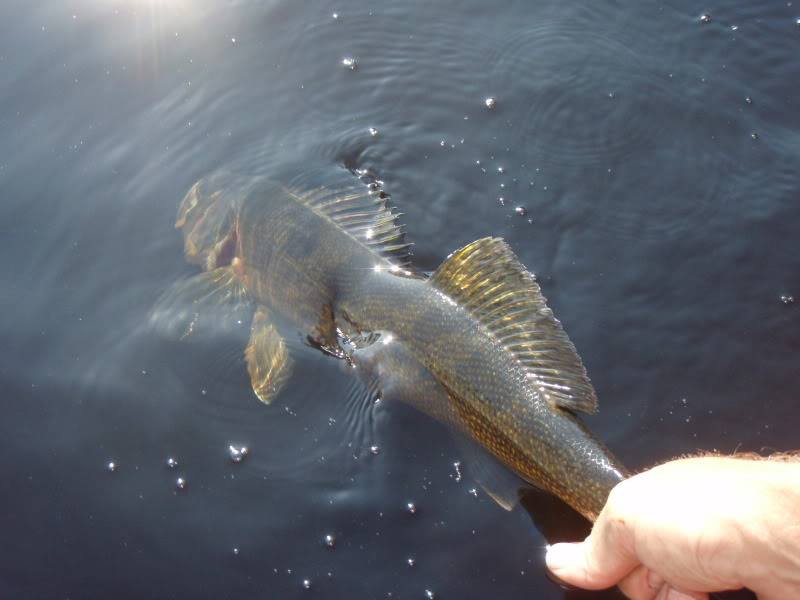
(780, 294, 795, 305)
(342, 57, 357, 70)
(106, 461, 117, 472)
(484, 97, 496, 110)
(699, 13, 711, 23)
(166, 457, 178, 469)
(514, 206, 528, 217)
(176, 477, 187, 490)
(406, 502, 417, 514)
(368, 127, 378, 136)
(452, 461, 462, 482)
(228, 445, 249, 463)
(323, 533, 336, 548)
(407, 557, 416, 567)
(425, 590, 436, 599)
(302, 579, 312, 590)
(369, 445, 380, 455)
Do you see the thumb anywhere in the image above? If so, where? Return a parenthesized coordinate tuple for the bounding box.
(545, 517, 639, 590)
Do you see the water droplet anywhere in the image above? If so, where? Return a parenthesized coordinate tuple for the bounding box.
(699, 13, 711, 23)
(425, 589, 436, 599)
(484, 97, 496, 110)
(323, 533, 336, 548)
(406, 502, 417, 514)
(166, 457, 178, 469)
(228, 445, 249, 463)
(452, 461, 462, 482)
(514, 206, 528, 217)
(745, 96, 753, 104)
(106, 461, 117, 472)
(780, 294, 795, 305)
(342, 57, 357, 70)
(369, 445, 380, 455)
(175, 477, 187, 490)
(302, 579, 312, 590)
(368, 127, 378, 136)
(407, 557, 416, 567)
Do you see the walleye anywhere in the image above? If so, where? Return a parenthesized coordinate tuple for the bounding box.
(154, 166, 627, 520)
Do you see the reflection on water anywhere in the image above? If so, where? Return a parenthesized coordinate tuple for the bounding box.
(0, 0, 797, 598)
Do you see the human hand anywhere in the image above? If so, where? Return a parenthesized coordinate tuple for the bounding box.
(544, 456, 800, 600)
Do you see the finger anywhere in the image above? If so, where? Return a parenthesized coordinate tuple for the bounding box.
(545, 506, 639, 590)
(618, 565, 662, 600)
(655, 586, 708, 600)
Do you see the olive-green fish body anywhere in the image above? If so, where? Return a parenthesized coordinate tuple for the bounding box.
(166, 168, 627, 520)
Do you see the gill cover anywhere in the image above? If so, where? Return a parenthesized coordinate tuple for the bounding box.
(175, 172, 262, 270)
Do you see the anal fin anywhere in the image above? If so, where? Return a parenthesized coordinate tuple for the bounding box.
(245, 306, 293, 405)
(452, 431, 530, 511)
(349, 335, 529, 511)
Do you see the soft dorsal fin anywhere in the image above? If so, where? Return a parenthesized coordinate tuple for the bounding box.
(429, 237, 598, 414)
(286, 168, 414, 269)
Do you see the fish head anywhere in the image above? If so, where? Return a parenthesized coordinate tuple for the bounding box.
(175, 172, 260, 269)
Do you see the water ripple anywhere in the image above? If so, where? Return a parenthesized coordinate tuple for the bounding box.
(487, 22, 679, 167)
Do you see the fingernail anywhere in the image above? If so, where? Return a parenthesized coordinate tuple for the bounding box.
(545, 543, 578, 572)
(544, 564, 580, 591)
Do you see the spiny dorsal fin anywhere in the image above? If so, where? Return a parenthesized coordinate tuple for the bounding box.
(429, 237, 598, 414)
(286, 168, 414, 269)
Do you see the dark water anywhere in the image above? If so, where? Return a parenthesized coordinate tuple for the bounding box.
(1, 0, 798, 598)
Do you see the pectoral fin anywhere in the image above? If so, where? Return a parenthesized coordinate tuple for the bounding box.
(245, 306, 293, 405)
(149, 267, 251, 341)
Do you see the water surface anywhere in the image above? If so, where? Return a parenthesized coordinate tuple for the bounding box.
(1, 1, 798, 598)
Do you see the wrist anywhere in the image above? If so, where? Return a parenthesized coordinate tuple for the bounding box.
(734, 460, 800, 596)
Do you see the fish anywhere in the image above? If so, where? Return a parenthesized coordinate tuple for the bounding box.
(153, 165, 627, 521)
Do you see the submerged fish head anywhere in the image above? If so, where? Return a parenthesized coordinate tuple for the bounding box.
(175, 172, 262, 270)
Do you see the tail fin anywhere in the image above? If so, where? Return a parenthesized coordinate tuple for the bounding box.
(175, 172, 259, 270)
